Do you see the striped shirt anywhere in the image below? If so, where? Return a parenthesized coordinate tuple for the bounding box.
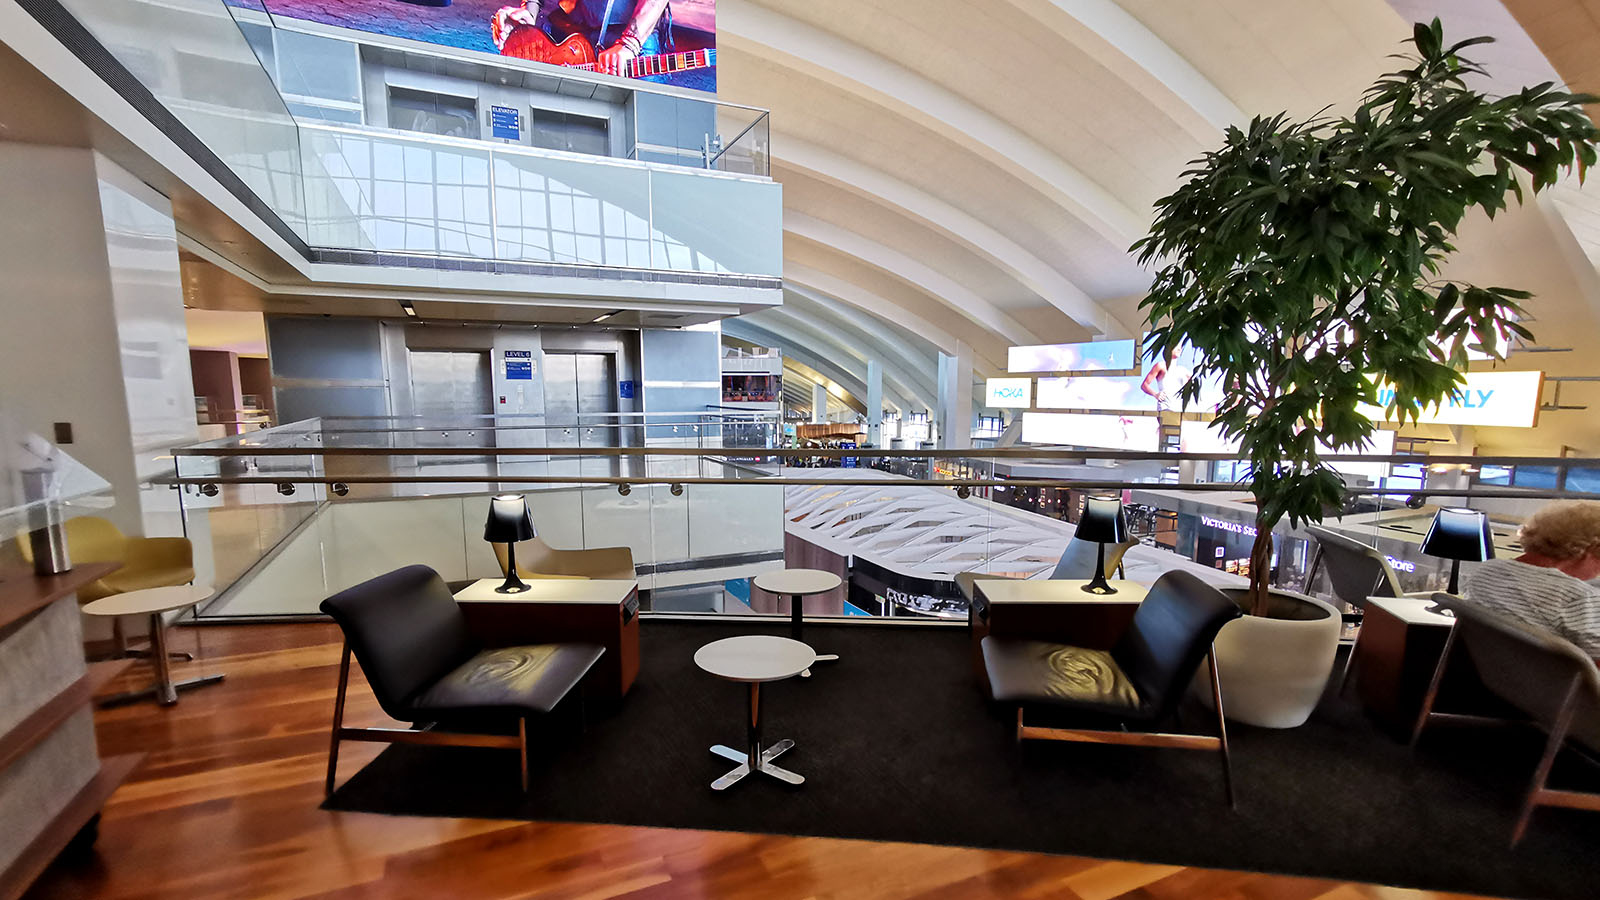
(1464, 558, 1600, 657)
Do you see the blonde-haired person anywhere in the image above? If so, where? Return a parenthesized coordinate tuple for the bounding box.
(1463, 500, 1600, 657)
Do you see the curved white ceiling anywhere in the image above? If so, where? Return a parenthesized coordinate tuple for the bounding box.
(716, 0, 1600, 444)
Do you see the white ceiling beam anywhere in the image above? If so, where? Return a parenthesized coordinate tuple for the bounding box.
(774, 136, 1132, 337)
(1006, 0, 1242, 142)
(718, 2, 1145, 247)
(784, 211, 1038, 347)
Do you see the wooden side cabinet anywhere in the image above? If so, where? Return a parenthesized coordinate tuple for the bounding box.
(0, 564, 142, 900)
(1354, 596, 1455, 737)
(455, 578, 641, 703)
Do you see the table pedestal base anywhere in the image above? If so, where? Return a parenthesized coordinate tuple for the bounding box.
(99, 674, 226, 708)
(709, 681, 805, 790)
(710, 739, 802, 789)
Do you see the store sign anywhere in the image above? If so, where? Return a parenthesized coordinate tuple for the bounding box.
(1201, 515, 1258, 537)
(1008, 339, 1136, 374)
(1386, 556, 1416, 573)
(1020, 412, 1159, 451)
(984, 377, 1032, 408)
(1358, 371, 1543, 428)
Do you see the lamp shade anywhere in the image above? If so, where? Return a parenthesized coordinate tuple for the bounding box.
(1420, 507, 1494, 563)
(1076, 496, 1128, 543)
(484, 494, 536, 543)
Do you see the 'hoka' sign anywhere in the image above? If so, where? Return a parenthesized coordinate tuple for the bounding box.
(985, 377, 1032, 408)
(1357, 371, 1543, 428)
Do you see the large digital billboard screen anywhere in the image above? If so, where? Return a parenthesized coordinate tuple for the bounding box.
(1008, 339, 1135, 374)
(1021, 412, 1160, 451)
(1357, 371, 1543, 428)
(234, 0, 717, 94)
(1035, 343, 1224, 412)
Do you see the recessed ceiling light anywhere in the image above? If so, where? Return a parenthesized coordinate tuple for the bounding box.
(400, 300, 417, 317)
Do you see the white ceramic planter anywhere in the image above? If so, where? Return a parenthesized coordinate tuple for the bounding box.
(1197, 589, 1342, 729)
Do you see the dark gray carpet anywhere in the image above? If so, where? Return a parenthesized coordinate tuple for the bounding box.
(326, 620, 1600, 898)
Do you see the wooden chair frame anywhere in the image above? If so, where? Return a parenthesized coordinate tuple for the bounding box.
(1410, 626, 1600, 845)
(1013, 647, 1235, 808)
(324, 641, 529, 797)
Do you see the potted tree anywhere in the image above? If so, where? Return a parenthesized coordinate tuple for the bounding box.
(1133, 19, 1598, 727)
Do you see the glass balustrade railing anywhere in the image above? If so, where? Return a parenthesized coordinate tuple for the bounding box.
(165, 416, 1600, 624)
(54, 0, 778, 278)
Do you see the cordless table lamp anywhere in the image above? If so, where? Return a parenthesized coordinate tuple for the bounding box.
(1077, 495, 1129, 595)
(1421, 506, 1494, 595)
(485, 493, 536, 594)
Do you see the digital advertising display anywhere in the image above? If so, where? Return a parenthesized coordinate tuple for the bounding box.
(232, 0, 717, 93)
(1034, 343, 1225, 413)
(984, 377, 1032, 409)
(1021, 412, 1160, 451)
(1007, 339, 1136, 375)
(1358, 370, 1544, 428)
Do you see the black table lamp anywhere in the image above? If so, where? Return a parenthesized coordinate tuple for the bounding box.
(1421, 506, 1494, 595)
(484, 493, 536, 594)
(1077, 495, 1129, 595)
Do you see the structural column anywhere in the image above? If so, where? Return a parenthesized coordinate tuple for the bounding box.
(866, 360, 883, 446)
(936, 342, 974, 450)
(812, 383, 828, 424)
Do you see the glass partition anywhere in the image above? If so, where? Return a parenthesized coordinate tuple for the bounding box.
(56, 0, 778, 276)
(166, 416, 1600, 624)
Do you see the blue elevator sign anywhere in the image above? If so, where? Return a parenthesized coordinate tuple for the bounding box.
(490, 105, 520, 141)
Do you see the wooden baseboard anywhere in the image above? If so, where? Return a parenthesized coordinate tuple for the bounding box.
(0, 752, 142, 900)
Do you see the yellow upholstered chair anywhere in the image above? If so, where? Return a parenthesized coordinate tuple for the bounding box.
(492, 536, 636, 582)
(16, 516, 196, 656)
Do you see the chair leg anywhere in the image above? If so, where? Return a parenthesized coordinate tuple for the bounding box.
(1209, 649, 1236, 810)
(1410, 625, 1459, 751)
(1336, 642, 1358, 697)
(324, 642, 351, 798)
(519, 717, 530, 792)
(1512, 677, 1580, 847)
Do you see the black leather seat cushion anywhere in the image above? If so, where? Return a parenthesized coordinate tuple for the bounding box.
(982, 637, 1148, 718)
(408, 643, 605, 718)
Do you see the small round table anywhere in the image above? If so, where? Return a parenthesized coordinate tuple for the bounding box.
(82, 585, 223, 707)
(694, 635, 816, 791)
(753, 568, 842, 675)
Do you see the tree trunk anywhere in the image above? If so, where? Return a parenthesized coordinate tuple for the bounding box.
(1248, 522, 1274, 617)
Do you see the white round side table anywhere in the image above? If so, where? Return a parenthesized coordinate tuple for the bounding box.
(694, 635, 816, 791)
(82, 585, 223, 706)
(753, 568, 843, 674)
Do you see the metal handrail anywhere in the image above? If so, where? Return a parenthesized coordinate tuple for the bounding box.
(153, 471, 1590, 500)
(167, 441, 1597, 466)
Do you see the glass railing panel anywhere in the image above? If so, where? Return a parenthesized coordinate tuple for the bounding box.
(59, 0, 309, 237)
(711, 109, 770, 177)
(648, 167, 783, 275)
(296, 124, 494, 257)
(493, 151, 652, 267)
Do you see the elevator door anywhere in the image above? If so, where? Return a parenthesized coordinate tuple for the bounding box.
(408, 350, 494, 454)
(543, 352, 618, 448)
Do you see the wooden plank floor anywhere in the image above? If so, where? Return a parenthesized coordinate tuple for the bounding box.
(25, 623, 1501, 900)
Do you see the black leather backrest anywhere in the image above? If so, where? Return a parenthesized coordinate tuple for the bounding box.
(1112, 570, 1242, 716)
(320, 565, 478, 720)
